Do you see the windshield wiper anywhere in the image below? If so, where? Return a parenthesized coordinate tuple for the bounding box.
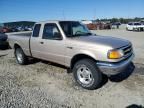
(79, 32, 92, 36)
(67, 32, 92, 38)
(85, 32, 92, 35)
(74, 32, 92, 36)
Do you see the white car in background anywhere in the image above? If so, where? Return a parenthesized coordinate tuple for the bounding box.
(126, 22, 144, 31)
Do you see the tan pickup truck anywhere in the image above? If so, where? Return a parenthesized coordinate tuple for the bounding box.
(8, 21, 134, 90)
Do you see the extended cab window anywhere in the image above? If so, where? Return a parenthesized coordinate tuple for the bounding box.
(42, 23, 62, 40)
(32, 24, 41, 37)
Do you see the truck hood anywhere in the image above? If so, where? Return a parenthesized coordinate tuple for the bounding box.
(71, 35, 130, 49)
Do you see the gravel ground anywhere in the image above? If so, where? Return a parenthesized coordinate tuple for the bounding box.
(0, 30, 144, 108)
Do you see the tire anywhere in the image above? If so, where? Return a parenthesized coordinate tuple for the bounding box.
(15, 48, 28, 65)
(73, 59, 102, 90)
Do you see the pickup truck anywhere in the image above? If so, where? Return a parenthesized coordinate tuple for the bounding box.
(126, 22, 144, 31)
(8, 21, 134, 90)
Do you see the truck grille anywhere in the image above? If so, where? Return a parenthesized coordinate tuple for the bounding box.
(122, 44, 133, 58)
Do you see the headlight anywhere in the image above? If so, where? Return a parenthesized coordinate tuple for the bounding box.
(108, 49, 124, 59)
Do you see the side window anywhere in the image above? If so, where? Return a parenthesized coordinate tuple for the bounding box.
(32, 24, 41, 37)
(59, 22, 71, 36)
(128, 23, 134, 26)
(42, 23, 62, 39)
(128, 23, 132, 25)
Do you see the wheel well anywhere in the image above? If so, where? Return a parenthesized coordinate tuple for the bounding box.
(14, 44, 21, 50)
(71, 54, 96, 69)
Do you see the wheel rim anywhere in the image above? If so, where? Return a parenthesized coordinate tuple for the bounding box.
(16, 50, 23, 63)
(77, 65, 93, 85)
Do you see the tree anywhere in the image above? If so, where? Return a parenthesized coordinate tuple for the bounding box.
(111, 18, 119, 23)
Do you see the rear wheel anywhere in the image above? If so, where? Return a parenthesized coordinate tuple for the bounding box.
(73, 59, 102, 90)
(15, 48, 28, 65)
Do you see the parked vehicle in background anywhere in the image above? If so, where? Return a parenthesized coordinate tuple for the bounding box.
(8, 20, 134, 90)
(0, 32, 8, 48)
(86, 22, 111, 30)
(0, 23, 4, 31)
(11, 27, 19, 32)
(140, 20, 144, 25)
(126, 22, 144, 31)
(1, 27, 12, 33)
(86, 23, 97, 30)
(24, 26, 33, 31)
(111, 22, 121, 29)
(0, 27, 2, 33)
(0, 26, 32, 33)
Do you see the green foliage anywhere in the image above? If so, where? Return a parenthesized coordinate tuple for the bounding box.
(111, 18, 119, 23)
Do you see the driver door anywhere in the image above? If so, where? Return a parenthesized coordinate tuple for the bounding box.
(38, 23, 66, 65)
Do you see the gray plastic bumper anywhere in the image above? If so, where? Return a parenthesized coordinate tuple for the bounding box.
(97, 54, 134, 75)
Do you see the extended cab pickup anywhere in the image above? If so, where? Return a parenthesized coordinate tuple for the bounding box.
(8, 21, 134, 90)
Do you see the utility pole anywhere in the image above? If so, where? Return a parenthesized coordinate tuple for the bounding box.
(94, 9, 96, 20)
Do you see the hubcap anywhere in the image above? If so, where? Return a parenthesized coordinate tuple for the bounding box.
(16, 50, 23, 63)
(77, 65, 93, 85)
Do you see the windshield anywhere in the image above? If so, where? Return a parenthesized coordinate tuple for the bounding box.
(134, 23, 141, 25)
(59, 21, 92, 37)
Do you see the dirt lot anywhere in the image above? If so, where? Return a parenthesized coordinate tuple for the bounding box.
(0, 30, 144, 108)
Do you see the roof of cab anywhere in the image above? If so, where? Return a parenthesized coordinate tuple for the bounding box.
(35, 20, 79, 24)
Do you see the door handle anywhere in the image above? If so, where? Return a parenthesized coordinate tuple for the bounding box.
(40, 42, 44, 44)
(67, 46, 73, 49)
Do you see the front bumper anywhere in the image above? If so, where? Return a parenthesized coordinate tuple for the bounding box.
(97, 54, 134, 75)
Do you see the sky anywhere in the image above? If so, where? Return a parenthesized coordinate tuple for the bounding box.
(0, 0, 144, 23)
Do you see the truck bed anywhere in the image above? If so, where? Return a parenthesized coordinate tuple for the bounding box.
(7, 31, 32, 37)
(8, 31, 32, 56)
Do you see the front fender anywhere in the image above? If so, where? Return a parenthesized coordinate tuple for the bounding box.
(77, 50, 97, 60)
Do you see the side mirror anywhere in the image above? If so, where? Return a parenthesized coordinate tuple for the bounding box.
(54, 32, 62, 40)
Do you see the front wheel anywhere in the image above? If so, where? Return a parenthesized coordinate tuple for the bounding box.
(15, 48, 28, 65)
(73, 59, 102, 90)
